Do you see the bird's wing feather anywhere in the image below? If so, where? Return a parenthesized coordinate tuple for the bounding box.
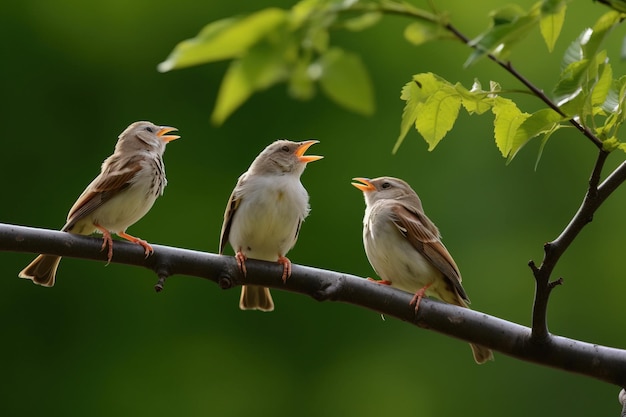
(389, 202, 469, 302)
(219, 174, 246, 254)
(63, 155, 142, 231)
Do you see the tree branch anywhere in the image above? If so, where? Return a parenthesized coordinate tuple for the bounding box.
(3, 222, 626, 387)
(530, 153, 625, 340)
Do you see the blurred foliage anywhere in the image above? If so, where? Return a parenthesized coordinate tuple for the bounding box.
(2, 0, 626, 416)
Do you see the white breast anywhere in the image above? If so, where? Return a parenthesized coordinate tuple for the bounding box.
(363, 201, 440, 293)
(228, 174, 309, 261)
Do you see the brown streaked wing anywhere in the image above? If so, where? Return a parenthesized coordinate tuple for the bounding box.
(389, 202, 469, 302)
(63, 156, 142, 231)
(219, 174, 248, 254)
(219, 192, 241, 254)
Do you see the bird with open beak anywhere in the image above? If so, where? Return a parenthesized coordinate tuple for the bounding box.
(352, 176, 493, 364)
(19, 121, 180, 287)
(220, 140, 322, 311)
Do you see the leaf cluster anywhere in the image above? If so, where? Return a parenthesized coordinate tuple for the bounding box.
(396, 2, 626, 163)
(159, 0, 377, 124)
(160, 0, 626, 163)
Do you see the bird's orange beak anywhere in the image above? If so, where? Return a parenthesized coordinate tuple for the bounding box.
(351, 177, 375, 192)
(295, 140, 323, 163)
(157, 126, 180, 143)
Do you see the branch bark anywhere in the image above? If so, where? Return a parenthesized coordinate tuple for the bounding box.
(530, 157, 626, 340)
(3, 222, 626, 387)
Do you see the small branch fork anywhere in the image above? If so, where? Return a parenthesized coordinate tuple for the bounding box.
(530, 150, 611, 340)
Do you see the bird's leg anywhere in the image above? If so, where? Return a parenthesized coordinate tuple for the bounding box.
(235, 250, 247, 276)
(94, 224, 114, 264)
(409, 283, 432, 313)
(367, 277, 393, 285)
(118, 231, 154, 258)
(277, 255, 292, 283)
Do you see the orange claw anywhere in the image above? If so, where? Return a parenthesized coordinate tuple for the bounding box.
(367, 278, 392, 285)
(277, 255, 292, 283)
(235, 250, 248, 276)
(409, 283, 432, 313)
(95, 225, 114, 263)
(118, 231, 154, 258)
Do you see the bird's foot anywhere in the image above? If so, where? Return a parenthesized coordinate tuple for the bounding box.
(235, 250, 247, 276)
(277, 255, 292, 283)
(409, 284, 432, 313)
(118, 231, 154, 258)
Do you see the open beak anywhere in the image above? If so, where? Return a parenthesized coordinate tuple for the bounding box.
(351, 177, 375, 192)
(295, 140, 323, 163)
(157, 126, 180, 143)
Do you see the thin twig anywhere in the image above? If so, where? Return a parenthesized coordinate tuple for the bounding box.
(443, 22, 604, 149)
(359, 3, 605, 149)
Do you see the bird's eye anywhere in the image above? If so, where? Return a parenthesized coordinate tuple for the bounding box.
(144, 126, 154, 133)
(281, 145, 290, 152)
(381, 182, 391, 189)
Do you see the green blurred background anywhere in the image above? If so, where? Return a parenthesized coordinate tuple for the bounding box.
(2, 0, 626, 415)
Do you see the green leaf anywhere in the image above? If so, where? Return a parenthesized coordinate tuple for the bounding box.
(591, 59, 613, 110)
(158, 8, 287, 72)
(534, 125, 560, 170)
(554, 11, 620, 107)
(603, 136, 621, 151)
(465, 4, 540, 66)
(598, 75, 626, 138)
(555, 45, 612, 123)
(395, 82, 422, 153)
(613, 75, 626, 119)
(554, 59, 590, 106)
(492, 97, 530, 157)
(404, 21, 444, 46)
(289, 0, 324, 28)
(318, 48, 375, 116)
(394, 73, 446, 153)
(309, 27, 330, 53)
(558, 89, 586, 118)
(560, 30, 587, 71)
(343, 12, 382, 31)
(211, 61, 253, 126)
(601, 82, 620, 114)
(455, 80, 493, 115)
(288, 58, 316, 101)
(211, 37, 294, 125)
(507, 108, 564, 162)
(583, 11, 622, 59)
(415, 87, 462, 151)
(539, 0, 566, 52)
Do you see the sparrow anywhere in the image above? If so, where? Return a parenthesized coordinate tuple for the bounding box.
(220, 140, 322, 311)
(352, 176, 493, 364)
(19, 121, 180, 287)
